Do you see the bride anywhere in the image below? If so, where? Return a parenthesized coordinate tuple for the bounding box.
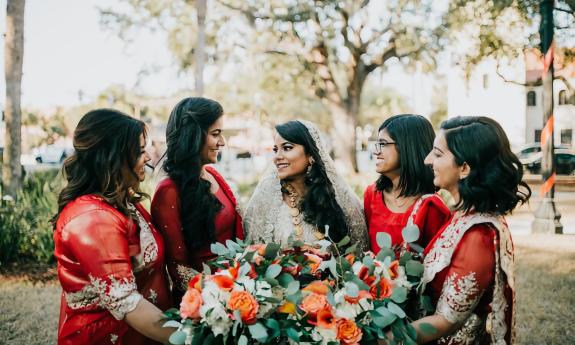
(244, 120, 369, 252)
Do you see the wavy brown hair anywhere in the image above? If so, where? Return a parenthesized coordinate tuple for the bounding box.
(54, 109, 147, 223)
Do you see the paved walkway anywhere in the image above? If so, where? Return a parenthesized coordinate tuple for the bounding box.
(507, 191, 575, 236)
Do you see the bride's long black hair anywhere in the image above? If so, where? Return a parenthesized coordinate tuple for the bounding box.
(275, 121, 348, 242)
(162, 97, 223, 250)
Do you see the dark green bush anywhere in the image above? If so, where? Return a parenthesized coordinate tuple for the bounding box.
(0, 169, 63, 265)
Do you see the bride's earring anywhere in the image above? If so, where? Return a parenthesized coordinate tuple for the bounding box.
(307, 158, 315, 174)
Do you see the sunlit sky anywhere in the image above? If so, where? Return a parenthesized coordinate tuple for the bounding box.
(0, 0, 437, 113)
(0, 0, 193, 109)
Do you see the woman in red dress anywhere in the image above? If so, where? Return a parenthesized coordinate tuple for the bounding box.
(53, 109, 174, 345)
(364, 114, 450, 255)
(151, 97, 244, 305)
(408, 116, 531, 344)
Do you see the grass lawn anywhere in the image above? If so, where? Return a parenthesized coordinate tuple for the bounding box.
(0, 234, 573, 345)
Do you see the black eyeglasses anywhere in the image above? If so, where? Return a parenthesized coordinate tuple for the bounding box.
(372, 141, 396, 154)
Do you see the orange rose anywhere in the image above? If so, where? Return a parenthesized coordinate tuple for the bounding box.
(302, 281, 330, 295)
(344, 290, 372, 304)
(316, 308, 336, 329)
(336, 319, 363, 345)
(299, 293, 330, 319)
(211, 275, 235, 291)
(227, 291, 259, 325)
(180, 288, 202, 320)
(369, 278, 393, 300)
(305, 253, 323, 275)
(345, 253, 356, 265)
(358, 266, 376, 286)
(187, 273, 203, 292)
(388, 260, 399, 279)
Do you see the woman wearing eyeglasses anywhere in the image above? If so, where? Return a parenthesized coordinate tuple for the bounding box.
(364, 114, 450, 256)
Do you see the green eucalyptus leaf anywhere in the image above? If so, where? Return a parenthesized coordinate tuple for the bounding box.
(248, 322, 268, 341)
(390, 286, 408, 304)
(210, 242, 228, 256)
(286, 280, 300, 295)
(265, 264, 282, 279)
(169, 331, 187, 345)
(238, 335, 248, 345)
(387, 301, 406, 318)
(338, 236, 351, 247)
(402, 225, 420, 243)
(162, 320, 182, 328)
(406, 260, 424, 277)
(264, 243, 281, 260)
(278, 272, 295, 287)
(376, 232, 392, 249)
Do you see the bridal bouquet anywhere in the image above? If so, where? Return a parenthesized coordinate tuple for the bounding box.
(164, 227, 432, 345)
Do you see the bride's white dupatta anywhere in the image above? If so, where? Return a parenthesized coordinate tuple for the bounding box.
(243, 120, 369, 252)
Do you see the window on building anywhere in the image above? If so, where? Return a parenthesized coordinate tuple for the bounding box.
(483, 74, 489, 89)
(527, 91, 537, 106)
(561, 129, 572, 145)
(534, 129, 542, 143)
(558, 90, 567, 105)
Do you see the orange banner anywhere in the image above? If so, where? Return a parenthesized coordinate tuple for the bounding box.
(540, 173, 556, 197)
(540, 115, 554, 147)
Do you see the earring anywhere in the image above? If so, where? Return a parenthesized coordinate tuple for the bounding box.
(307, 164, 313, 174)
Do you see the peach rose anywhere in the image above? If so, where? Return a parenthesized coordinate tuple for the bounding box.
(227, 291, 259, 325)
(299, 293, 330, 318)
(336, 319, 363, 345)
(247, 244, 267, 256)
(180, 288, 202, 320)
(369, 278, 393, 300)
(302, 281, 330, 295)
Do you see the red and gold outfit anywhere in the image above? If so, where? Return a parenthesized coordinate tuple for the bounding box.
(54, 195, 171, 345)
(363, 183, 450, 254)
(422, 213, 515, 344)
(151, 166, 244, 304)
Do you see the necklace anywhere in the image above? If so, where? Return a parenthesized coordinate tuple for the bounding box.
(283, 183, 325, 241)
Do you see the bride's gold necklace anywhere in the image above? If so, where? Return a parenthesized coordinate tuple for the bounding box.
(283, 183, 325, 241)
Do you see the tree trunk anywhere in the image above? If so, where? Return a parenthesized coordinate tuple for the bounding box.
(328, 104, 358, 174)
(3, 0, 25, 199)
(194, 0, 206, 96)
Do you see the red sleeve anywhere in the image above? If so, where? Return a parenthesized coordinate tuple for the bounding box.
(363, 183, 375, 226)
(435, 224, 496, 324)
(63, 209, 142, 320)
(151, 180, 197, 293)
(415, 195, 451, 248)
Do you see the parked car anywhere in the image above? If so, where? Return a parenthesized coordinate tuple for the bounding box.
(524, 149, 575, 175)
(515, 143, 570, 166)
(34, 145, 71, 164)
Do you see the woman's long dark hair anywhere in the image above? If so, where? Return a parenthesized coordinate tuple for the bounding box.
(375, 114, 436, 197)
(276, 121, 348, 243)
(55, 109, 147, 223)
(162, 97, 223, 250)
(441, 116, 531, 215)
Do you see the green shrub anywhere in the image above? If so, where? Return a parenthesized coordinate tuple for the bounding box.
(0, 169, 63, 265)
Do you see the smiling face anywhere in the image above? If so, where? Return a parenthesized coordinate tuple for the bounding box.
(374, 129, 400, 179)
(122, 134, 150, 188)
(200, 116, 225, 165)
(424, 130, 467, 196)
(273, 132, 311, 181)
